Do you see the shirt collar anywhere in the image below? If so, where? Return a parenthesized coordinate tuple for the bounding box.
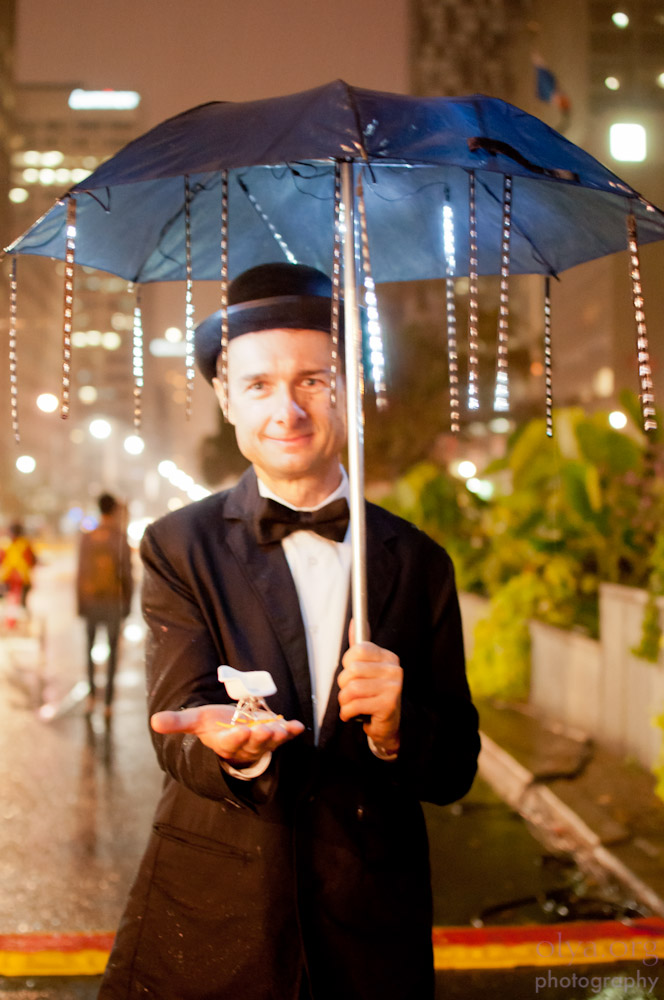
(256, 466, 349, 512)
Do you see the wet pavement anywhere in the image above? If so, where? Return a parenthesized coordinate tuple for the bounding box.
(1, 545, 664, 998)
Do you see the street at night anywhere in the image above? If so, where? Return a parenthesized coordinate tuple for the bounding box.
(1, 550, 663, 998)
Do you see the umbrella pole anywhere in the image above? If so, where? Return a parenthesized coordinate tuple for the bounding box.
(340, 161, 369, 643)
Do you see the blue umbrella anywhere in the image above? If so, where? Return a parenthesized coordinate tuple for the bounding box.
(7, 79, 664, 281)
(6, 80, 664, 638)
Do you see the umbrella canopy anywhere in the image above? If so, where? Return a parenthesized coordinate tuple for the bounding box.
(7, 79, 664, 282)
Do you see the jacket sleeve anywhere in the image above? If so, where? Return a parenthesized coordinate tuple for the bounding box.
(140, 520, 272, 808)
(372, 530, 480, 807)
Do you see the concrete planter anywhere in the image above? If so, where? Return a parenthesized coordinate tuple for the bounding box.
(459, 586, 664, 770)
(529, 621, 602, 737)
(598, 584, 664, 769)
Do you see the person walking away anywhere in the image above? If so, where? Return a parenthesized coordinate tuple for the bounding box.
(76, 493, 133, 716)
(0, 522, 37, 610)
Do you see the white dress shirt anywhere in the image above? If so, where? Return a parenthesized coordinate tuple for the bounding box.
(224, 467, 395, 779)
(258, 468, 351, 742)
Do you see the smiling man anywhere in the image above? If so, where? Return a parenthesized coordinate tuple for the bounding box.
(99, 262, 480, 1000)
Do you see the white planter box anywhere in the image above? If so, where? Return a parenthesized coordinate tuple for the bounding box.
(529, 620, 602, 736)
(599, 584, 664, 769)
(460, 586, 664, 770)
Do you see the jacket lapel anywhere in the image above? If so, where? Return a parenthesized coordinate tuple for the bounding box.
(223, 470, 315, 735)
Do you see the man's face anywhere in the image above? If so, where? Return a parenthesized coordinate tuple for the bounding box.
(215, 328, 346, 497)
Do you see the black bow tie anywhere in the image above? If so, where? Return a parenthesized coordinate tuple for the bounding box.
(255, 496, 349, 545)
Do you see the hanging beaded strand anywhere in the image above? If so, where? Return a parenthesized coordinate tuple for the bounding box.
(9, 256, 19, 442)
(132, 286, 144, 432)
(184, 176, 195, 419)
(626, 214, 657, 432)
(467, 171, 480, 411)
(493, 174, 512, 412)
(352, 196, 365, 401)
(219, 169, 230, 420)
(356, 171, 387, 410)
(330, 162, 342, 407)
(544, 276, 553, 438)
(442, 197, 460, 433)
(61, 196, 77, 419)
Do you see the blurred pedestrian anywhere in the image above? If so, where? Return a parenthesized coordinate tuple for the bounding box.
(76, 493, 133, 716)
(0, 522, 37, 609)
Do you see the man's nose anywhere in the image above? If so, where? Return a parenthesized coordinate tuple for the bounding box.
(274, 386, 306, 423)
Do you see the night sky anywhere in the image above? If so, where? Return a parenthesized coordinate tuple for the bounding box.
(15, 0, 409, 128)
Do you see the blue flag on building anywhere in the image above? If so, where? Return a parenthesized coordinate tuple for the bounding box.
(532, 53, 571, 130)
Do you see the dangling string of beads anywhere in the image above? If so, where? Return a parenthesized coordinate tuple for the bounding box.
(184, 176, 195, 419)
(219, 169, 230, 419)
(493, 175, 512, 413)
(330, 162, 342, 407)
(132, 287, 144, 432)
(9, 256, 19, 442)
(627, 213, 657, 432)
(442, 197, 460, 433)
(352, 199, 365, 401)
(356, 171, 387, 410)
(61, 196, 77, 419)
(544, 276, 553, 438)
(467, 171, 480, 411)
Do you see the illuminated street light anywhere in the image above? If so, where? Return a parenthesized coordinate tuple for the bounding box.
(609, 410, 628, 429)
(466, 477, 494, 500)
(158, 460, 176, 477)
(124, 622, 145, 642)
(78, 385, 98, 404)
(36, 392, 58, 413)
(16, 455, 36, 474)
(102, 331, 122, 350)
(609, 123, 646, 162)
(69, 88, 141, 110)
(41, 150, 64, 168)
(124, 434, 145, 455)
(456, 460, 477, 480)
(89, 418, 112, 439)
(489, 417, 512, 434)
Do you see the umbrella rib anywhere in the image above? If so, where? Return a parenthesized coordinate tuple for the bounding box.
(474, 173, 559, 277)
(132, 175, 218, 282)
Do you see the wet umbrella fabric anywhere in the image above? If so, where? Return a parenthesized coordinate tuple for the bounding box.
(7, 79, 664, 282)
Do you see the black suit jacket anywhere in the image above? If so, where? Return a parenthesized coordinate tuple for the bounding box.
(100, 468, 480, 1000)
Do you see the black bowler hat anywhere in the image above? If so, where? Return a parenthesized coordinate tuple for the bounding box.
(194, 262, 343, 385)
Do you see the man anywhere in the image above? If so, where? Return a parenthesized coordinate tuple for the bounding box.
(100, 263, 480, 1000)
(76, 493, 133, 715)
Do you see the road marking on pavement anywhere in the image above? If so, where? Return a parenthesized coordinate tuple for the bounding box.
(2, 921, 663, 976)
(0, 933, 114, 976)
(433, 919, 664, 969)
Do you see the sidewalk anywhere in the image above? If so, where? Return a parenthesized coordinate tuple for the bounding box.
(478, 699, 664, 919)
